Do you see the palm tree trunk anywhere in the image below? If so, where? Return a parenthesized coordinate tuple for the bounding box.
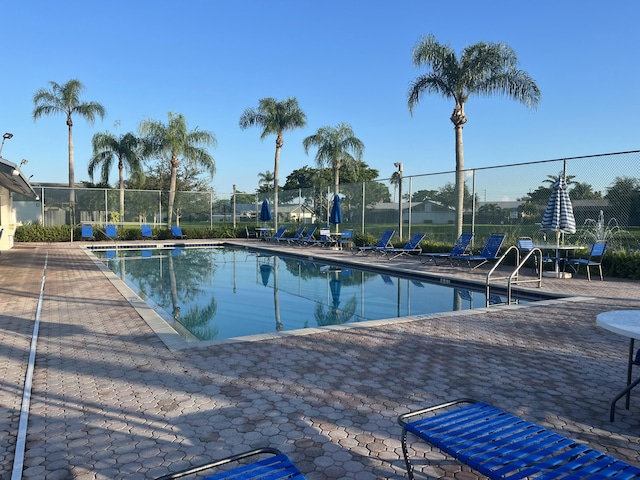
(68, 123, 75, 224)
(273, 134, 283, 230)
(119, 163, 125, 222)
(451, 104, 467, 239)
(167, 156, 178, 226)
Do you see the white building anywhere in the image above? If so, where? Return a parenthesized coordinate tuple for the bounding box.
(0, 157, 39, 250)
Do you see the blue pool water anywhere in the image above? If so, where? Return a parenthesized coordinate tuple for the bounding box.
(95, 246, 529, 342)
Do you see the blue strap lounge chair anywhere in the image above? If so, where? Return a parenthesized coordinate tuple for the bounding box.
(567, 241, 607, 281)
(263, 226, 287, 242)
(171, 225, 187, 239)
(398, 399, 640, 480)
(81, 225, 94, 241)
(141, 225, 156, 240)
(306, 228, 336, 248)
(155, 447, 307, 480)
(420, 233, 473, 265)
(337, 230, 354, 250)
(105, 225, 119, 240)
(450, 234, 505, 269)
(381, 233, 426, 259)
(352, 230, 395, 256)
(281, 226, 306, 243)
(296, 227, 317, 245)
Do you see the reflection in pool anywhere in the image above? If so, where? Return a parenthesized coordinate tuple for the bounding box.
(96, 247, 528, 342)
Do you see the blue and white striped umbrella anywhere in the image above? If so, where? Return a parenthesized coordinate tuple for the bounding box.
(540, 175, 576, 235)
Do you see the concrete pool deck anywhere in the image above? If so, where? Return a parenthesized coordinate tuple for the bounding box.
(1, 240, 639, 479)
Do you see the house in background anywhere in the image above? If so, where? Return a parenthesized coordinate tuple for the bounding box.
(0, 157, 39, 250)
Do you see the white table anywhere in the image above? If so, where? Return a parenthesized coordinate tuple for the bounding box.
(596, 310, 640, 421)
(255, 227, 273, 239)
(532, 244, 583, 278)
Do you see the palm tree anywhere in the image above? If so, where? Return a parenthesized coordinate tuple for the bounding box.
(239, 97, 307, 230)
(257, 170, 274, 191)
(302, 123, 364, 196)
(138, 112, 216, 226)
(32, 79, 106, 222)
(407, 34, 540, 238)
(390, 171, 402, 202)
(88, 131, 143, 222)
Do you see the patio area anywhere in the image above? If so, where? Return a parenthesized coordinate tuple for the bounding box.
(1, 240, 639, 479)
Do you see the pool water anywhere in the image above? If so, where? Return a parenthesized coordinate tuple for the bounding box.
(96, 246, 526, 342)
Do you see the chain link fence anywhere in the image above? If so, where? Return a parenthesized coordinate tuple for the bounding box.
(14, 150, 640, 250)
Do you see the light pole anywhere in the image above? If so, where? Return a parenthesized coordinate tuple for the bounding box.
(394, 162, 403, 240)
(0, 132, 13, 156)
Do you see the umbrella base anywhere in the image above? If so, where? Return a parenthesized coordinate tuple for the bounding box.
(543, 271, 572, 279)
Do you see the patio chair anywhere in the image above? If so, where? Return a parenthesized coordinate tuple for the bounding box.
(245, 226, 257, 238)
(419, 233, 474, 265)
(155, 447, 307, 480)
(352, 230, 395, 256)
(171, 225, 187, 239)
(381, 233, 426, 259)
(567, 241, 607, 281)
(337, 230, 354, 250)
(141, 225, 156, 240)
(295, 227, 317, 245)
(81, 224, 94, 241)
(450, 234, 505, 269)
(105, 225, 119, 240)
(306, 228, 336, 248)
(280, 226, 306, 243)
(263, 226, 287, 242)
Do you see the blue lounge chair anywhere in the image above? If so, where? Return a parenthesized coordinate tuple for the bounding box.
(81, 225, 94, 241)
(155, 447, 307, 480)
(306, 228, 336, 248)
(296, 227, 317, 245)
(567, 241, 607, 281)
(352, 230, 395, 256)
(420, 233, 474, 265)
(105, 225, 119, 240)
(281, 226, 306, 243)
(381, 233, 426, 259)
(264, 226, 287, 242)
(171, 225, 187, 239)
(450, 234, 505, 269)
(141, 225, 156, 240)
(398, 399, 640, 480)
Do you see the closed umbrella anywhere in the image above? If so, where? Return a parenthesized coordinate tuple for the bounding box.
(329, 195, 342, 232)
(540, 174, 576, 275)
(259, 199, 272, 223)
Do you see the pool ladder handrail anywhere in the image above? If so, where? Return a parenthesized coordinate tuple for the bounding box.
(485, 246, 543, 306)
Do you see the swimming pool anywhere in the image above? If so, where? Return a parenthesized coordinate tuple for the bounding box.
(94, 246, 531, 342)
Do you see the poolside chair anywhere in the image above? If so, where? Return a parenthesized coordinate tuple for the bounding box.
(381, 233, 426, 259)
(171, 225, 187, 239)
(352, 230, 395, 256)
(516, 236, 553, 274)
(567, 241, 607, 281)
(81, 224, 94, 241)
(281, 226, 306, 243)
(307, 228, 336, 248)
(245, 226, 258, 238)
(296, 227, 317, 245)
(337, 230, 354, 250)
(450, 233, 505, 269)
(155, 447, 307, 480)
(263, 226, 287, 242)
(141, 225, 156, 240)
(419, 233, 474, 265)
(105, 224, 119, 240)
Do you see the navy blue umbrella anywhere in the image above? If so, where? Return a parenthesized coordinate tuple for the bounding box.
(329, 195, 342, 230)
(259, 199, 272, 222)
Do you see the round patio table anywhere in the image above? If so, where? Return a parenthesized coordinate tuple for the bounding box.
(596, 310, 640, 421)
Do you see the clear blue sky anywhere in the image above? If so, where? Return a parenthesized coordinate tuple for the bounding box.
(2, 0, 638, 195)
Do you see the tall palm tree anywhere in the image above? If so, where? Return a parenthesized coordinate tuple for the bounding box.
(239, 97, 307, 230)
(138, 112, 216, 226)
(390, 170, 402, 202)
(302, 123, 364, 196)
(32, 79, 106, 222)
(407, 34, 540, 238)
(257, 170, 274, 191)
(88, 131, 143, 222)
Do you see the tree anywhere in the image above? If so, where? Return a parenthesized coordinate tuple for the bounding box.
(88, 131, 143, 221)
(239, 97, 307, 229)
(407, 34, 540, 237)
(33, 79, 106, 221)
(390, 171, 402, 202)
(139, 112, 216, 226)
(302, 123, 364, 196)
(257, 170, 274, 191)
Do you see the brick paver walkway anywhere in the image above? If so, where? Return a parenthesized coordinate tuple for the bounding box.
(1, 241, 639, 479)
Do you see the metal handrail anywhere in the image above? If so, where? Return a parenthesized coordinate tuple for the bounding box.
(485, 246, 543, 305)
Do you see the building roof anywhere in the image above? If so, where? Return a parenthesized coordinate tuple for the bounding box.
(0, 157, 39, 199)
